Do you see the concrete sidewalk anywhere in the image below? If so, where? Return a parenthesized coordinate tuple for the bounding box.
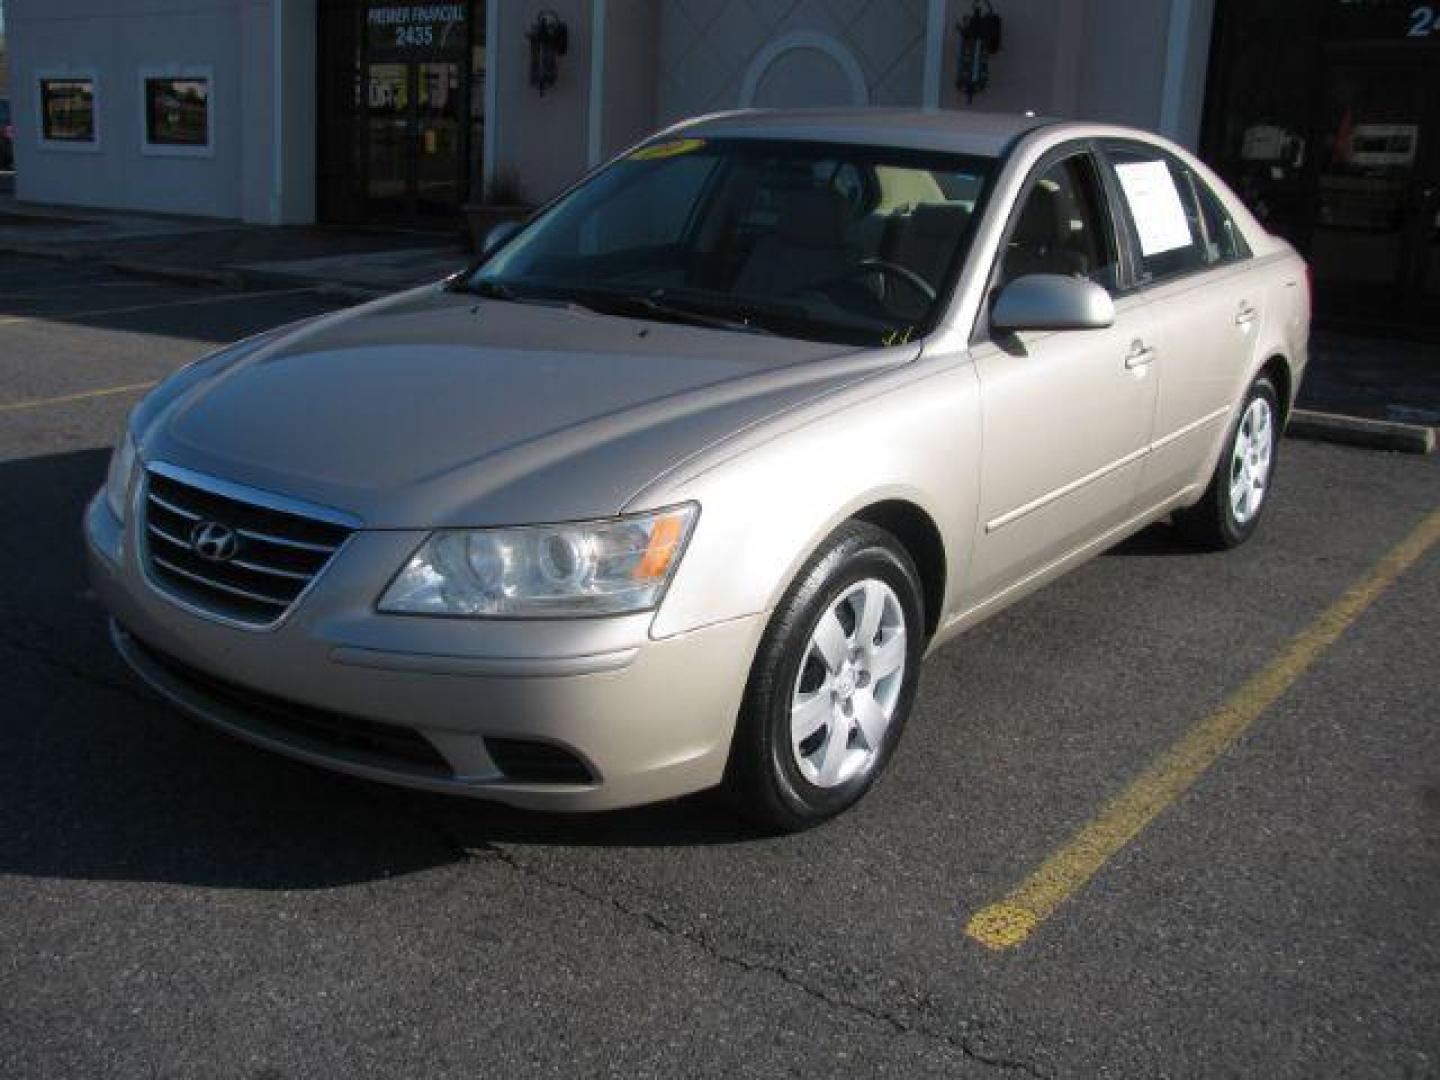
(1, 195, 1434, 450)
(0, 197, 470, 299)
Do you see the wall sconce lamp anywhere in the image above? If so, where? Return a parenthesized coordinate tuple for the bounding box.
(956, 0, 1002, 104)
(527, 10, 570, 95)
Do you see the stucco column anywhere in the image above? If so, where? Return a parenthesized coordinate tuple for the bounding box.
(243, 0, 316, 225)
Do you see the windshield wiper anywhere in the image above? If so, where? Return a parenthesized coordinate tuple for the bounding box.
(461, 278, 587, 311)
(645, 289, 819, 335)
(464, 278, 523, 301)
(460, 280, 777, 335)
(570, 289, 776, 335)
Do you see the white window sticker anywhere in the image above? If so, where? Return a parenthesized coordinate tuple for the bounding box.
(1114, 160, 1194, 256)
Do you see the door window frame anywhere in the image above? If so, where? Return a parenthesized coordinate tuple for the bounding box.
(972, 140, 1133, 345)
(1095, 139, 1253, 294)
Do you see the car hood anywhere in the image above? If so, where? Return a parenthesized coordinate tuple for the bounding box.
(140, 285, 911, 527)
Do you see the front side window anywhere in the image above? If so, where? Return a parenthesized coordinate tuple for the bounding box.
(144, 77, 210, 147)
(469, 138, 996, 346)
(40, 78, 96, 143)
(998, 153, 1120, 292)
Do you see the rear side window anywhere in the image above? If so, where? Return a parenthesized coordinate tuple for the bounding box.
(1187, 171, 1251, 265)
(1106, 146, 1247, 284)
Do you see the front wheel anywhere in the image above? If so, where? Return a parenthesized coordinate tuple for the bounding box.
(1175, 373, 1281, 549)
(723, 522, 925, 832)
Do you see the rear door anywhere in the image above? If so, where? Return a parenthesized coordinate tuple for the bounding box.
(1099, 141, 1264, 508)
(966, 147, 1160, 607)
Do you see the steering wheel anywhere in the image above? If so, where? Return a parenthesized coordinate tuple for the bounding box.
(835, 259, 937, 305)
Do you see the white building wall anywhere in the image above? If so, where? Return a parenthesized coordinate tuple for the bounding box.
(650, 0, 1212, 150)
(8, 0, 314, 223)
(937, 0, 1214, 148)
(655, 0, 928, 122)
(489, 0, 595, 204)
(5, 0, 1214, 223)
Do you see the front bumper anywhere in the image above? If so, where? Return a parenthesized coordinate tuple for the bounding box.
(86, 493, 765, 811)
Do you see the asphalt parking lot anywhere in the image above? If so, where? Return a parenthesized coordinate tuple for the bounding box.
(2, 255, 1437, 1079)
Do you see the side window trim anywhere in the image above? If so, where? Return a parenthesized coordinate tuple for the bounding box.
(972, 140, 1126, 345)
(1090, 139, 1148, 295)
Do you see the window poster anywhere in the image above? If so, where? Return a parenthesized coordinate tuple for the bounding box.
(1114, 159, 1194, 256)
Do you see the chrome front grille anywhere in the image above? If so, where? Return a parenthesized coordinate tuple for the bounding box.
(140, 465, 356, 627)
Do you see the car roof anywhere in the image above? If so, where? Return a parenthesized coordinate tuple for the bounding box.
(674, 108, 1055, 158)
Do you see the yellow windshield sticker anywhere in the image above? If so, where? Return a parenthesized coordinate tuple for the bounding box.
(629, 138, 706, 161)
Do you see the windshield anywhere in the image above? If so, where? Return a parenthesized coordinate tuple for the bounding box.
(467, 138, 995, 346)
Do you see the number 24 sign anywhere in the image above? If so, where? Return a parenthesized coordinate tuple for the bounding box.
(1411, 4, 1439, 36)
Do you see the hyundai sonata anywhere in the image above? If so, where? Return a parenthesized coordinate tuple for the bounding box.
(87, 110, 1309, 829)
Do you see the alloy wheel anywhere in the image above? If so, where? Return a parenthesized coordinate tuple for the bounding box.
(789, 578, 907, 789)
(1229, 397, 1274, 525)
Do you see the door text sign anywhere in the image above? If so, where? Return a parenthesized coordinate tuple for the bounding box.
(367, 4, 468, 53)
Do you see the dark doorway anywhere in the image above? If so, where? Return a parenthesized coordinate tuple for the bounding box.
(1203, 0, 1440, 337)
(1311, 50, 1440, 331)
(364, 59, 464, 218)
(319, 1, 483, 228)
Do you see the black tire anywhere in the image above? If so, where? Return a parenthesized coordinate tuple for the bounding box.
(723, 522, 925, 832)
(1175, 373, 1281, 550)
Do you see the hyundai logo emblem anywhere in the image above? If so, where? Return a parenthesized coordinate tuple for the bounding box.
(189, 520, 239, 562)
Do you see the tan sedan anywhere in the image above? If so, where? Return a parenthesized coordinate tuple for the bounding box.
(88, 110, 1310, 829)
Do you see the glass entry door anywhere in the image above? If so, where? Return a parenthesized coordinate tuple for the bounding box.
(363, 60, 463, 221)
(416, 62, 462, 216)
(1311, 54, 1440, 330)
(366, 63, 410, 216)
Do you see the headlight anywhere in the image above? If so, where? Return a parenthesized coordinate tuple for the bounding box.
(104, 428, 139, 522)
(378, 504, 698, 618)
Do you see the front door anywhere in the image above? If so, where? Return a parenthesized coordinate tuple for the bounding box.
(365, 61, 463, 222)
(965, 150, 1160, 608)
(1310, 51, 1440, 332)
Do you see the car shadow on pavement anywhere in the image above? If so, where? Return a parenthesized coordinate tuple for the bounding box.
(398, 786, 763, 853)
(0, 448, 755, 893)
(1105, 521, 1202, 558)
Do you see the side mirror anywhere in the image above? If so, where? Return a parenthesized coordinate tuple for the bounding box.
(990, 273, 1115, 333)
(483, 220, 523, 255)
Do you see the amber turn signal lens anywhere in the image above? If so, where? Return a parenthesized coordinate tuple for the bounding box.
(633, 510, 687, 581)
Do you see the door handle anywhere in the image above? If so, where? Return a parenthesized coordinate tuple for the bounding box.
(1124, 340, 1155, 370)
(1235, 301, 1258, 326)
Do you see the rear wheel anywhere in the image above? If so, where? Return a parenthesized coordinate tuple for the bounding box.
(724, 523, 924, 832)
(1176, 373, 1280, 549)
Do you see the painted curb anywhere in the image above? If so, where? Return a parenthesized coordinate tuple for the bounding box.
(1288, 409, 1435, 455)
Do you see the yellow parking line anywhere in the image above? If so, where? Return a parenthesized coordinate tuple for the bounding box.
(965, 505, 1440, 951)
(0, 381, 158, 413)
(0, 286, 319, 327)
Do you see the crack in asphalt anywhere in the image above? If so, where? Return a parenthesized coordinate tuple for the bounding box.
(0, 631, 153, 705)
(8, 627, 1049, 1075)
(410, 805, 1052, 1079)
